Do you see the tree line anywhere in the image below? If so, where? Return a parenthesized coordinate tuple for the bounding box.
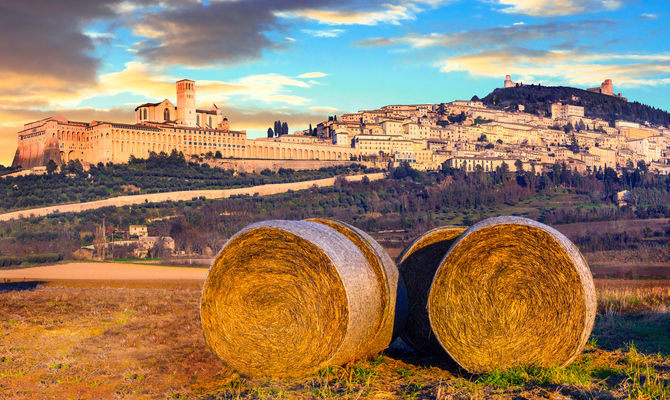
(1, 162, 668, 261)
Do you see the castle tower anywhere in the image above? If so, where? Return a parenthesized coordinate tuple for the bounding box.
(504, 74, 515, 88)
(601, 79, 613, 96)
(176, 79, 196, 127)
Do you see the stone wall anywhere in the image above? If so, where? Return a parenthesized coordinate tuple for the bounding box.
(207, 159, 380, 173)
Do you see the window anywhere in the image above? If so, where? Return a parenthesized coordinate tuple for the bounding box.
(197, 115, 200, 126)
(209, 116, 212, 127)
(164, 108, 170, 121)
(143, 109, 147, 120)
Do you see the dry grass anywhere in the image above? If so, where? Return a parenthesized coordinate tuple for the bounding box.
(0, 277, 668, 399)
(428, 217, 597, 374)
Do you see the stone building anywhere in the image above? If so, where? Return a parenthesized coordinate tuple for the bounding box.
(587, 79, 627, 101)
(503, 74, 517, 88)
(12, 79, 359, 168)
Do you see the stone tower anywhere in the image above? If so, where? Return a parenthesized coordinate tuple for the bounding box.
(176, 79, 196, 127)
(504, 74, 515, 88)
(601, 79, 613, 96)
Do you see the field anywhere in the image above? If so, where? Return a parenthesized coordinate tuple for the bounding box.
(1, 267, 668, 399)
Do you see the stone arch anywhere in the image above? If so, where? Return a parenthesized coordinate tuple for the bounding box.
(309, 150, 314, 159)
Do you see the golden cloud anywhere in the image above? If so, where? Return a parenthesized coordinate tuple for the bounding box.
(495, 0, 623, 16)
(437, 49, 670, 87)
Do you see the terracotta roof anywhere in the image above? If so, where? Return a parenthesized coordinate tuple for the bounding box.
(196, 109, 217, 115)
(134, 102, 161, 111)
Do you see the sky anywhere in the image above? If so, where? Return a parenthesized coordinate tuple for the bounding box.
(1, 0, 669, 166)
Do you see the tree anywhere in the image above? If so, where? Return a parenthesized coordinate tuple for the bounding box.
(274, 120, 281, 137)
(564, 122, 574, 133)
(637, 160, 648, 173)
(267, 127, 274, 138)
(215, 150, 222, 159)
(281, 122, 289, 135)
(94, 219, 107, 260)
(515, 159, 524, 173)
(578, 119, 586, 132)
(67, 159, 84, 175)
(308, 123, 313, 136)
(46, 160, 57, 175)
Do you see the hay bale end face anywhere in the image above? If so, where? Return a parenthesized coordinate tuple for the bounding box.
(200, 220, 383, 378)
(428, 216, 597, 373)
(307, 218, 407, 352)
(397, 226, 467, 355)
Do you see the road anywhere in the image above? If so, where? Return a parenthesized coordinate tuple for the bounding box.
(0, 262, 208, 281)
(0, 172, 385, 221)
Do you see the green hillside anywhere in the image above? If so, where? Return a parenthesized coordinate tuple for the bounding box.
(479, 85, 670, 127)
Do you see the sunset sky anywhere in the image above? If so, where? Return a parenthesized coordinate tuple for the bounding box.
(1, 0, 669, 165)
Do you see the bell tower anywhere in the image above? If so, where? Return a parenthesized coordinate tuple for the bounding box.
(176, 79, 196, 127)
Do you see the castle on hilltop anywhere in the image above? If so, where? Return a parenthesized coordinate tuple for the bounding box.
(503, 75, 518, 88)
(503, 75, 627, 101)
(587, 79, 627, 101)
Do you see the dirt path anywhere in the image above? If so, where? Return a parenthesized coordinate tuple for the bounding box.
(0, 262, 208, 281)
(0, 172, 385, 221)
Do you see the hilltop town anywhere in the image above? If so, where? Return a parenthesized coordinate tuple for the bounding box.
(316, 76, 669, 174)
(10, 76, 670, 175)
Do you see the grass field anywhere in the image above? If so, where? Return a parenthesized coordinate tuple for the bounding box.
(0, 277, 668, 399)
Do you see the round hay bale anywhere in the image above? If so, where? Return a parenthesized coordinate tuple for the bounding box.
(397, 226, 467, 354)
(428, 216, 597, 373)
(200, 220, 383, 378)
(307, 218, 408, 350)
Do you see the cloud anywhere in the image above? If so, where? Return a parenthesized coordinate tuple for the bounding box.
(278, 0, 448, 26)
(639, 13, 657, 20)
(0, 1, 118, 84)
(84, 31, 116, 40)
(132, 1, 282, 66)
(357, 20, 612, 49)
(302, 28, 346, 37)
(492, 0, 623, 17)
(131, 1, 450, 65)
(221, 106, 336, 138)
(298, 72, 328, 78)
(0, 0, 124, 111)
(436, 48, 670, 88)
(308, 106, 340, 114)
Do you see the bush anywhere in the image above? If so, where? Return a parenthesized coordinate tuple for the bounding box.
(23, 253, 63, 264)
(0, 257, 22, 267)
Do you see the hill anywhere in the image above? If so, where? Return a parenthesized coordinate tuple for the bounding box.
(479, 84, 670, 127)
